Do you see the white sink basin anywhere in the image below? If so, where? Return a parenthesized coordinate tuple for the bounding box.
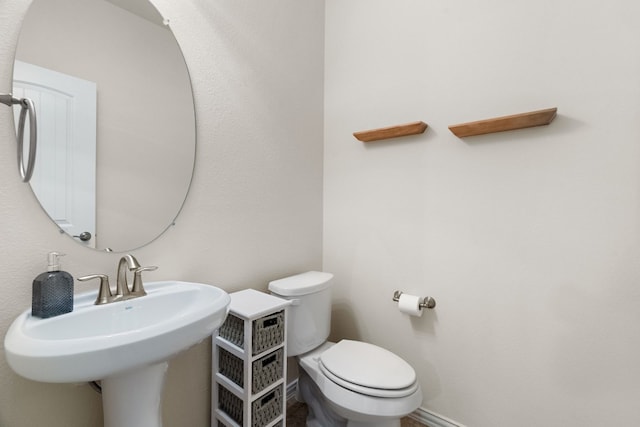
(5, 280, 230, 427)
(5, 281, 230, 383)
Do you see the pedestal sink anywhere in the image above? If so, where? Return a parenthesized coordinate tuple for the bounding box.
(4, 281, 230, 427)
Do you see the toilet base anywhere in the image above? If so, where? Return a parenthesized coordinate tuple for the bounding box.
(298, 370, 401, 427)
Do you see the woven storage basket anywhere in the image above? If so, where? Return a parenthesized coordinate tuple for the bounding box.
(251, 310, 284, 355)
(219, 314, 245, 348)
(251, 348, 284, 393)
(218, 347, 244, 388)
(218, 384, 283, 427)
(251, 385, 283, 427)
(219, 347, 284, 394)
(219, 311, 285, 355)
(218, 385, 243, 426)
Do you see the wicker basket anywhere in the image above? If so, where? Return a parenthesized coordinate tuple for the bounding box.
(251, 385, 283, 427)
(219, 347, 284, 394)
(219, 311, 285, 356)
(218, 384, 283, 427)
(219, 314, 245, 348)
(218, 385, 244, 426)
(251, 310, 284, 355)
(218, 347, 244, 388)
(251, 348, 284, 393)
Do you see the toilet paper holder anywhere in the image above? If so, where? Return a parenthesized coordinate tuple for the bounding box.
(392, 290, 436, 309)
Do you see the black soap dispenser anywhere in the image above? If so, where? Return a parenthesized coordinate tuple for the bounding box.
(32, 252, 74, 318)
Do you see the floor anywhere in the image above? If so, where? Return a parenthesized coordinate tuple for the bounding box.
(286, 401, 427, 427)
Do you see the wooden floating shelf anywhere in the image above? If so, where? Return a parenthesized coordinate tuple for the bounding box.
(448, 108, 557, 138)
(353, 121, 428, 142)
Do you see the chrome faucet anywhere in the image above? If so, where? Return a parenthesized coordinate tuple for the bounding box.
(131, 265, 158, 297)
(116, 254, 158, 299)
(77, 274, 113, 305)
(78, 255, 158, 305)
(116, 254, 140, 300)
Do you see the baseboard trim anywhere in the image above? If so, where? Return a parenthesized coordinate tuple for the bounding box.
(286, 379, 299, 402)
(409, 407, 465, 427)
(286, 380, 464, 427)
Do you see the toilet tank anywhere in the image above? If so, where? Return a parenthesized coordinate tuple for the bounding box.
(268, 271, 333, 356)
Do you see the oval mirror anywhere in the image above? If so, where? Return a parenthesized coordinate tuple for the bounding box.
(12, 0, 196, 252)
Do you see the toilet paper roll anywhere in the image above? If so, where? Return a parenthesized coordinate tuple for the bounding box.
(398, 293, 423, 317)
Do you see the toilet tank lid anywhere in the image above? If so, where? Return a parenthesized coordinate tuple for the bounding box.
(268, 271, 334, 296)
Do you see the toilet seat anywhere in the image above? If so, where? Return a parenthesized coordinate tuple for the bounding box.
(318, 340, 418, 398)
(298, 341, 423, 422)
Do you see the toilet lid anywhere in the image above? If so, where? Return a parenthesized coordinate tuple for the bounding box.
(319, 340, 417, 395)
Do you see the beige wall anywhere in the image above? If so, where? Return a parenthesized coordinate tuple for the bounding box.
(324, 0, 640, 425)
(0, 0, 324, 426)
(4, 0, 639, 426)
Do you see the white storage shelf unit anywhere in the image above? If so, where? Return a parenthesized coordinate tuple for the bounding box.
(213, 289, 290, 427)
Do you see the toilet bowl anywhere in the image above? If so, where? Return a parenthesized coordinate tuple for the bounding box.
(268, 271, 422, 427)
(298, 341, 423, 427)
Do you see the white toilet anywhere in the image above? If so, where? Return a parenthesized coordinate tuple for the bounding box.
(268, 271, 422, 427)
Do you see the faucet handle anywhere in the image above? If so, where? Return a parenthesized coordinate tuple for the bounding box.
(131, 266, 158, 296)
(78, 274, 112, 305)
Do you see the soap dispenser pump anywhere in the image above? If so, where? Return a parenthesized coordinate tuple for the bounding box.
(32, 252, 74, 318)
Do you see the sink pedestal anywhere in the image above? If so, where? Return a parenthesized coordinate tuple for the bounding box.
(102, 362, 168, 427)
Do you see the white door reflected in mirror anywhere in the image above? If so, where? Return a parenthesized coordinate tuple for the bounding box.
(14, 60, 97, 247)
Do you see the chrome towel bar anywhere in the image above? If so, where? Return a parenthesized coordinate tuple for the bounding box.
(1, 93, 37, 182)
